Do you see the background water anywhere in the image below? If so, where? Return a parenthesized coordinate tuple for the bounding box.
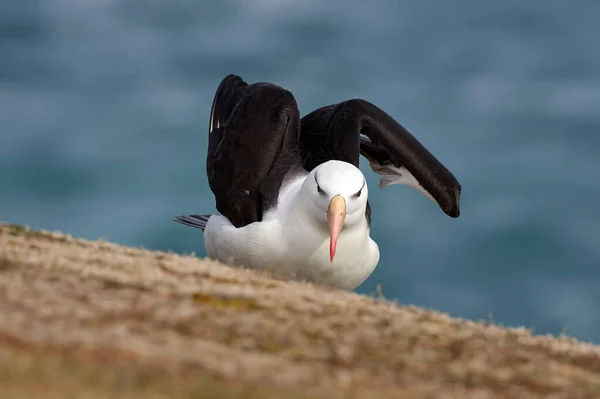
(2, 1, 599, 343)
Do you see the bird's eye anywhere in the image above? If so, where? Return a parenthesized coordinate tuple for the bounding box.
(353, 189, 362, 198)
(317, 184, 325, 195)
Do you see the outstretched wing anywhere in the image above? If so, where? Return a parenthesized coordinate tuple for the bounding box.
(206, 74, 302, 228)
(299, 99, 461, 218)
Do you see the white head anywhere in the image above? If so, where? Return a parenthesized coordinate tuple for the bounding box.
(300, 160, 369, 262)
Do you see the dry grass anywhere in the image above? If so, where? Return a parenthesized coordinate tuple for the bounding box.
(0, 222, 599, 399)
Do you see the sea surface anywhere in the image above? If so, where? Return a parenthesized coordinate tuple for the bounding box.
(2, 1, 600, 342)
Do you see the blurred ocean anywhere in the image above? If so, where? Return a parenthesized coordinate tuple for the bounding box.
(2, 1, 599, 342)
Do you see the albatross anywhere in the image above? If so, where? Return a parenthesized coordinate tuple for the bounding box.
(174, 74, 461, 290)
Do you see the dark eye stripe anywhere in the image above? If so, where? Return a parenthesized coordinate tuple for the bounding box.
(315, 173, 327, 196)
(352, 180, 366, 198)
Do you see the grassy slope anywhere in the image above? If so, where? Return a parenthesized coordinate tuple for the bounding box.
(0, 222, 599, 399)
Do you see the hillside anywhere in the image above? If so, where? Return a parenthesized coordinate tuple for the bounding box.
(0, 222, 599, 398)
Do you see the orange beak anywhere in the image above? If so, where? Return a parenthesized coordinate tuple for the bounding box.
(327, 195, 347, 262)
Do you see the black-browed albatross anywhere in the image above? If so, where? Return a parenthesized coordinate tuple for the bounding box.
(174, 74, 461, 290)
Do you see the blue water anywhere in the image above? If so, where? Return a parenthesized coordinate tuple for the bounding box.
(2, 1, 600, 342)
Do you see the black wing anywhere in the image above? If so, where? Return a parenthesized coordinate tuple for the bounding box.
(299, 99, 461, 218)
(206, 74, 303, 228)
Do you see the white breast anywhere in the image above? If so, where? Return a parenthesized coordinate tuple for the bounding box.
(203, 176, 380, 290)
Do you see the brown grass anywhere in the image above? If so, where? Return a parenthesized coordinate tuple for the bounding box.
(0, 222, 599, 399)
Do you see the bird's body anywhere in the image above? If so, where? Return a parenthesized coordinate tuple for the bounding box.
(203, 163, 379, 290)
(174, 74, 461, 290)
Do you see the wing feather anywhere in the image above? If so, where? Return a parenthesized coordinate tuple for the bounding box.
(300, 99, 461, 218)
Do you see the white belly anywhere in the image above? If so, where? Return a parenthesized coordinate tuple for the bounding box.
(203, 213, 379, 291)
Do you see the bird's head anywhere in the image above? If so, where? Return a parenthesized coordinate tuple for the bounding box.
(301, 160, 369, 262)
